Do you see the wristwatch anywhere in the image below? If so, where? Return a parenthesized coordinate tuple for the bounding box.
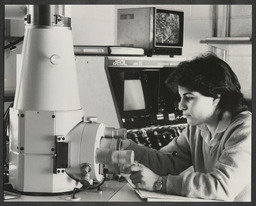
(154, 176, 163, 191)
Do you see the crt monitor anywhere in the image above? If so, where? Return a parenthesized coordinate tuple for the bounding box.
(108, 68, 180, 129)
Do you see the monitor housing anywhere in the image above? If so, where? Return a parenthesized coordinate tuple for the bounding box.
(117, 7, 184, 57)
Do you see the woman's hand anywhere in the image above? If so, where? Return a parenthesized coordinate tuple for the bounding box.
(128, 162, 159, 191)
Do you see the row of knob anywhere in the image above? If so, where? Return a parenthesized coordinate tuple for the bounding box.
(127, 124, 186, 150)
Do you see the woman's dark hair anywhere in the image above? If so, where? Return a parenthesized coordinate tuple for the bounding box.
(165, 53, 248, 119)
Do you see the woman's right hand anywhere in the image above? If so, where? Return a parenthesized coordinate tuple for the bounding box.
(126, 162, 160, 191)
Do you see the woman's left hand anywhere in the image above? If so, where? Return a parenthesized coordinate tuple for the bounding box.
(128, 162, 159, 191)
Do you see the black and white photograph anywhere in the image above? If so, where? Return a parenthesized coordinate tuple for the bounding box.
(1, 2, 253, 205)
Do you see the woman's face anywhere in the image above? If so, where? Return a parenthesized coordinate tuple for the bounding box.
(178, 86, 219, 126)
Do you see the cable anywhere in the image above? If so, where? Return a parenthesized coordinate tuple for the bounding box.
(4, 177, 106, 197)
(4, 184, 78, 196)
(4, 171, 107, 197)
(4, 180, 90, 197)
(87, 176, 106, 190)
(4, 36, 24, 50)
(3, 102, 13, 173)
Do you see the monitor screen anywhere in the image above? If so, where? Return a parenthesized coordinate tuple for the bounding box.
(123, 79, 146, 111)
(155, 9, 184, 46)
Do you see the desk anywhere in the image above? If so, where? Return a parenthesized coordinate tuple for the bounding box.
(4, 180, 142, 202)
(4, 180, 215, 202)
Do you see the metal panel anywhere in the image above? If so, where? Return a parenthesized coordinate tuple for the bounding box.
(76, 56, 120, 128)
(117, 8, 153, 48)
(21, 110, 55, 154)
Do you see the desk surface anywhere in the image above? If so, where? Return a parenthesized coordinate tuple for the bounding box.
(4, 180, 215, 202)
(4, 180, 142, 202)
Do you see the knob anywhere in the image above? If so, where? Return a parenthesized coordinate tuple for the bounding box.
(104, 127, 127, 139)
(50, 54, 61, 65)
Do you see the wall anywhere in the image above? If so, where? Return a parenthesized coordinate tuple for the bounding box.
(215, 5, 252, 99)
(4, 19, 24, 94)
(71, 5, 116, 45)
(229, 5, 251, 100)
(215, 5, 252, 37)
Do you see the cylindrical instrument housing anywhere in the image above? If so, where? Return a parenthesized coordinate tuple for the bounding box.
(96, 148, 134, 165)
(26, 5, 71, 27)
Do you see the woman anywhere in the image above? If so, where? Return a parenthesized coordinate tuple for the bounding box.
(122, 53, 251, 201)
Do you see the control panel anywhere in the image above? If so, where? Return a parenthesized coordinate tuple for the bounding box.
(127, 124, 187, 150)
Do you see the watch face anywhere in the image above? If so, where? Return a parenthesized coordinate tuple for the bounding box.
(155, 177, 163, 191)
